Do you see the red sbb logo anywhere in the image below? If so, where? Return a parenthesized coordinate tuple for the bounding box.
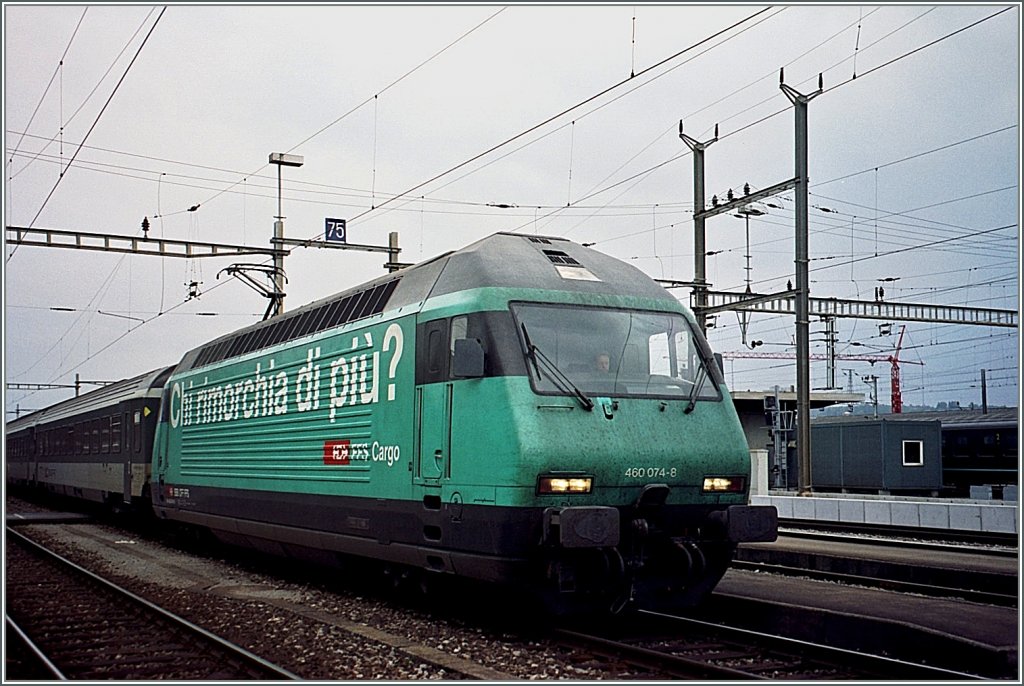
(323, 439, 351, 465)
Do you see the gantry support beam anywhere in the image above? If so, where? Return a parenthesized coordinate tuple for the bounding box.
(6, 226, 285, 259)
(697, 289, 1018, 328)
(693, 177, 797, 221)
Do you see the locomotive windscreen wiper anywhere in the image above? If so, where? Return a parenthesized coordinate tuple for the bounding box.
(520, 323, 594, 412)
(684, 363, 708, 415)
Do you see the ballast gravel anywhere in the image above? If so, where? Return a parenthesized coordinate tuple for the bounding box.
(6, 499, 637, 680)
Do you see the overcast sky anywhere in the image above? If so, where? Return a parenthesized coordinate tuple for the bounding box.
(4, 3, 1020, 418)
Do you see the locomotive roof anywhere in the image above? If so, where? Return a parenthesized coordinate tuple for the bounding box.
(177, 233, 681, 373)
(5, 366, 173, 432)
(424, 232, 677, 303)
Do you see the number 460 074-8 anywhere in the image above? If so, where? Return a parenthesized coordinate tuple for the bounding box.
(624, 467, 677, 479)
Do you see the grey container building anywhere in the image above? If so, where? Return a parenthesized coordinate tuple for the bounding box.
(811, 417, 943, 494)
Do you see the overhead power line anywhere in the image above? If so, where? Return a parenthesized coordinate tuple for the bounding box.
(5, 7, 88, 171)
(9, 8, 159, 183)
(10, 6, 167, 262)
(338, 7, 776, 229)
(568, 6, 1016, 216)
(812, 125, 1018, 188)
(187, 7, 508, 215)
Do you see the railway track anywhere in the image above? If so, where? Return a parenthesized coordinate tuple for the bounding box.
(730, 557, 1017, 607)
(778, 519, 1019, 551)
(5, 499, 1013, 679)
(553, 610, 984, 680)
(742, 525, 1018, 608)
(4, 527, 300, 680)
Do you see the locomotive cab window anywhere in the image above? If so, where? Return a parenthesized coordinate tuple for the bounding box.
(416, 311, 525, 384)
(511, 303, 722, 403)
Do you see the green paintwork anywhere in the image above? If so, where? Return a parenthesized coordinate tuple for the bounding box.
(154, 286, 750, 508)
(156, 312, 417, 500)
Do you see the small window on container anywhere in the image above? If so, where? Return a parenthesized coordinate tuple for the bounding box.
(902, 439, 924, 467)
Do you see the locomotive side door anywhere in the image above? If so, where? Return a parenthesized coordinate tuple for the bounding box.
(415, 319, 451, 485)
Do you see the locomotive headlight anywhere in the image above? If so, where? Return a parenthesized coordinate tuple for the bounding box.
(538, 475, 593, 495)
(702, 476, 745, 493)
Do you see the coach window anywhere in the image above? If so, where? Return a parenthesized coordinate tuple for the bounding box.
(92, 420, 101, 454)
(101, 417, 111, 454)
(134, 411, 142, 453)
(903, 440, 924, 467)
(124, 412, 132, 453)
(110, 414, 121, 453)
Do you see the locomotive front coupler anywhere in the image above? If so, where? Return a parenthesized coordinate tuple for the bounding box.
(541, 506, 620, 548)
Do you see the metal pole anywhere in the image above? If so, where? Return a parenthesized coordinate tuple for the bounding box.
(824, 316, 837, 390)
(273, 164, 285, 317)
(388, 231, 400, 273)
(268, 153, 303, 318)
(981, 369, 988, 414)
(872, 376, 879, 418)
(781, 71, 822, 495)
(679, 122, 717, 335)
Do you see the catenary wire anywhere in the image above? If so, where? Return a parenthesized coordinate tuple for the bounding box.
(8, 6, 167, 263)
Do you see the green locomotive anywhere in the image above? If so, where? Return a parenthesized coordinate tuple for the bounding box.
(20, 232, 775, 614)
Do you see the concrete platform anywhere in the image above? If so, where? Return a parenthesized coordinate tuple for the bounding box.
(738, 532, 1018, 598)
(752, 491, 1019, 534)
(713, 568, 1018, 677)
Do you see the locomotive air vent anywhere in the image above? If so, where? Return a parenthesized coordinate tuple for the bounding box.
(541, 248, 601, 282)
(542, 250, 582, 266)
(527, 236, 553, 245)
(190, 278, 400, 370)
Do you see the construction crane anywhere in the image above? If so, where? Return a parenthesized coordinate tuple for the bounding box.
(722, 325, 921, 413)
(888, 325, 911, 413)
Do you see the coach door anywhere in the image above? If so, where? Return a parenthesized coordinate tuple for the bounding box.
(415, 319, 452, 486)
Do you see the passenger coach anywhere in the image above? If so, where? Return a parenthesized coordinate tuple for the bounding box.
(7, 366, 172, 506)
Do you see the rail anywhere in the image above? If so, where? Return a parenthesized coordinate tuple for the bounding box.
(5, 527, 300, 680)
